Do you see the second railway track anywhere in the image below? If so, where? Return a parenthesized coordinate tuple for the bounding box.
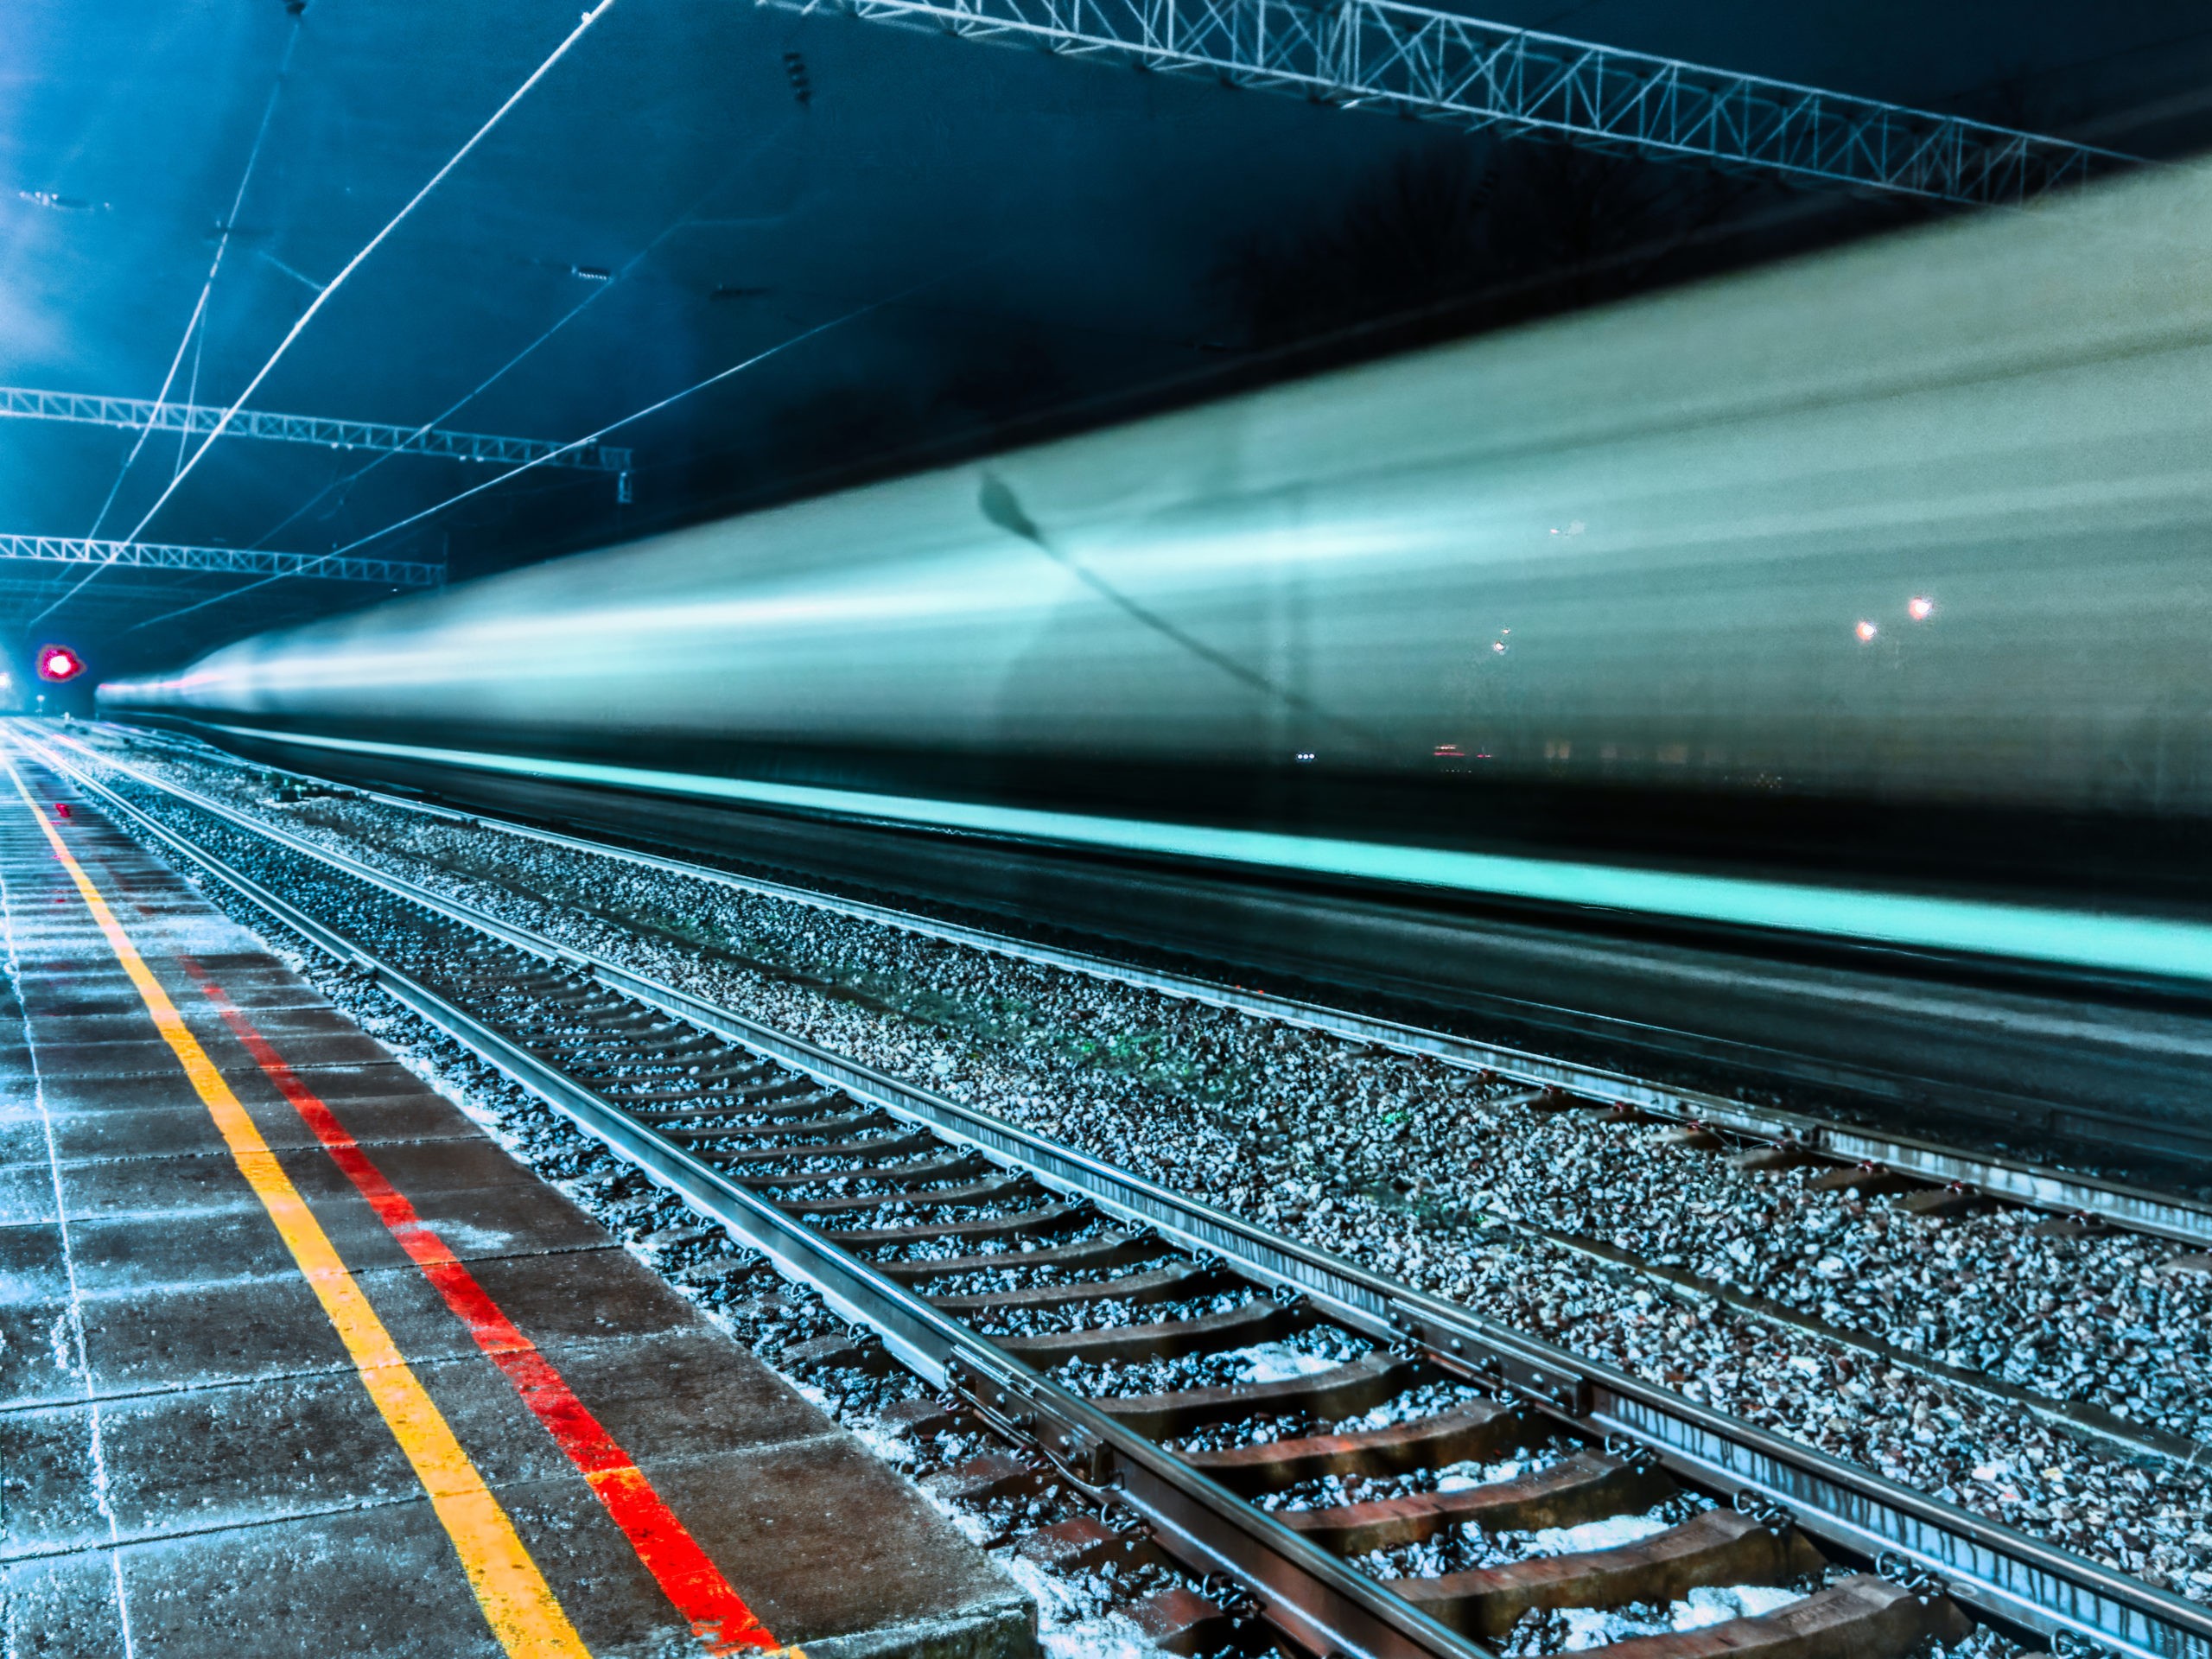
(17, 728, 2212, 1659)
(92, 721, 2212, 1252)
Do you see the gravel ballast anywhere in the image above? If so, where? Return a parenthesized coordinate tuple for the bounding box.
(59, 729, 2212, 1602)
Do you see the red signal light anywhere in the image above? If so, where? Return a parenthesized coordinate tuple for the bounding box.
(35, 645, 85, 682)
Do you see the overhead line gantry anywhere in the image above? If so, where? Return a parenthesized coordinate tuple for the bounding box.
(0, 535, 444, 589)
(765, 0, 2127, 205)
(1, 385, 633, 493)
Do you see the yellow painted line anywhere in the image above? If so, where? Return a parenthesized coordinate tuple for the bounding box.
(3, 752, 592, 1659)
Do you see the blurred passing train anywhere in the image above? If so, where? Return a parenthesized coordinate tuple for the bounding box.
(104, 162, 2212, 1159)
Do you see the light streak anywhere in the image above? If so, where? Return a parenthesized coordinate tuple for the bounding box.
(192, 723, 2212, 985)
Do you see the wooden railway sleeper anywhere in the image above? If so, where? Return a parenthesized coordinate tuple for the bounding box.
(641, 1110, 871, 1150)
(520, 1005, 677, 1037)
(595, 1059, 796, 1096)
(1389, 1506, 1827, 1639)
(562, 1046, 758, 1080)
(540, 1025, 718, 1058)
(683, 1110, 900, 1147)
(608, 1068, 779, 1104)
(1281, 1449, 1675, 1554)
(733, 1150, 992, 1192)
(1591, 1573, 1973, 1659)
(1101, 1353, 1417, 1439)
(1185, 1400, 1526, 1493)
(998, 1296, 1299, 1367)
(688, 1128, 931, 1165)
(833, 1200, 1088, 1249)
(785, 1172, 1040, 1217)
(872, 1230, 1166, 1283)
(926, 1260, 1223, 1314)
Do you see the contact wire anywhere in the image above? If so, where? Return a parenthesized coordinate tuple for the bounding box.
(37, 0, 616, 624)
(80, 21, 299, 546)
(127, 296, 889, 632)
(239, 118, 798, 560)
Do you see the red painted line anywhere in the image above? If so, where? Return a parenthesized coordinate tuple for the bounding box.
(179, 957, 779, 1656)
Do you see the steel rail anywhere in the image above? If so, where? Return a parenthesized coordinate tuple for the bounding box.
(30, 728, 2212, 1659)
(73, 728, 2211, 1474)
(23, 735, 1489, 1659)
(98, 721, 2212, 1252)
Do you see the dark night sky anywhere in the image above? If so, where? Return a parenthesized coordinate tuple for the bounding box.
(4, 0, 2208, 690)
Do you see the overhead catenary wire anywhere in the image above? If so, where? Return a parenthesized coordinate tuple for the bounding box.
(243, 117, 798, 557)
(238, 289, 612, 560)
(83, 22, 300, 544)
(127, 296, 891, 634)
(35, 0, 618, 627)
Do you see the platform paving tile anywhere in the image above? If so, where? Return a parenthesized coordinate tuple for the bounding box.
(57, 1204, 337, 1296)
(20, 1071, 252, 1116)
(448, 1242, 717, 1347)
(37, 1005, 382, 1059)
(21, 1012, 203, 1050)
(0, 1109, 50, 1169)
(1, 1547, 127, 1659)
(0, 764, 1034, 1659)
(30, 1058, 431, 1120)
(16, 1036, 195, 1082)
(638, 1439, 1034, 1659)
(28, 1020, 398, 1078)
(7, 1329, 862, 1561)
(65, 1265, 485, 1402)
(41, 1104, 236, 1165)
(9, 1270, 405, 1411)
(0, 1161, 59, 1227)
(35, 1143, 352, 1232)
(89, 1503, 515, 1659)
(0, 1217, 67, 1301)
(6, 1359, 563, 1556)
(49, 1151, 612, 1280)
(10, 977, 157, 1020)
(319, 1178, 620, 1268)
(0, 1299, 80, 1409)
(40, 1088, 476, 1166)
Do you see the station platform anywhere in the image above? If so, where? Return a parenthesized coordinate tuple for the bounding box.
(0, 747, 1032, 1659)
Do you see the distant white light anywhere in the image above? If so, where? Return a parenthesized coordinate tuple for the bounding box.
(1855, 620, 1878, 643)
(1908, 595, 1936, 620)
(1491, 641, 1507, 653)
(1294, 752, 1316, 763)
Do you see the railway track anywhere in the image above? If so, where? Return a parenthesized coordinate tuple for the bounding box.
(20, 729, 2212, 1659)
(93, 722, 2212, 1253)
(118, 725, 2202, 1471)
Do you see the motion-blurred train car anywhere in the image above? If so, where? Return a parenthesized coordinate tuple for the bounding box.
(104, 162, 2212, 1158)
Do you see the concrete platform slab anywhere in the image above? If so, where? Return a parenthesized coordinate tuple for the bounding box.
(0, 743, 1033, 1659)
(3, 1548, 127, 1659)
(36, 1090, 479, 1163)
(0, 1160, 59, 1225)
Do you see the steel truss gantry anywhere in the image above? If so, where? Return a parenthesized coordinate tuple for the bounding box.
(0, 535, 444, 589)
(0, 385, 632, 478)
(762, 0, 2124, 204)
